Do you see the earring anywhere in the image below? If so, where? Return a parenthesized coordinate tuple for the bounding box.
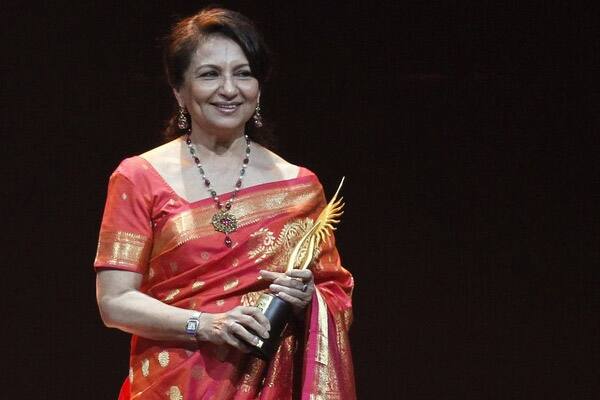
(253, 103, 263, 128)
(177, 106, 189, 131)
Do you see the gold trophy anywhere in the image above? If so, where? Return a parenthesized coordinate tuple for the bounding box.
(249, 178, 346, 360)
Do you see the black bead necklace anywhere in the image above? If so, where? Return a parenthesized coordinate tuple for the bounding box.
(185, 133, 251, 247)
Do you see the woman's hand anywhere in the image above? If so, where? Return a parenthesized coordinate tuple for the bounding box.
(196, 306, 271, 353)
(259, 269, 315, 318)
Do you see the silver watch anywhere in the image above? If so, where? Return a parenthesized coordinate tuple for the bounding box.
(185, 311, 202, 337)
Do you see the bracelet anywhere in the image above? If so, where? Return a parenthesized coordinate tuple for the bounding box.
(185, 311, 202, 341)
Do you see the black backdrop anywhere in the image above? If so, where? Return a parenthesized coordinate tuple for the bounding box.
(3, 1, 598, 399)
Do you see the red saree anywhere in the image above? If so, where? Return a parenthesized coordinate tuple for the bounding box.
(95, 156, 355, 399)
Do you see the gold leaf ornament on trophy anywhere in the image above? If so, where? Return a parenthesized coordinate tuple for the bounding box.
(249, 177, 346, 359)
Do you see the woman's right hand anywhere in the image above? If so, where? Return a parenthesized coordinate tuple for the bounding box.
(196, 306, 271, 353)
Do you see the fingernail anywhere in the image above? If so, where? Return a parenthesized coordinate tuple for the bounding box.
(263, 330, 270, 339)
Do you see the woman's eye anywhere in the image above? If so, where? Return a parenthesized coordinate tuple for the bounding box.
(236, 70, 253, 77)
(199, 71, 218, 78)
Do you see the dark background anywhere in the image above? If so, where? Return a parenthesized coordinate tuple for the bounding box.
(3, 1, 598, 399)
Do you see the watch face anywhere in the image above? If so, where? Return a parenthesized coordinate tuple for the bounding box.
(185, 320, 199, 334)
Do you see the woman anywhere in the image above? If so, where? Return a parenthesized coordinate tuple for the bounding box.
(95, 8, 355, 400)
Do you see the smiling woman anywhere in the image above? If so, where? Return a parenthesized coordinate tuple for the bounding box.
(172, 35, 260, 137)
(162, 8, 270, 143)
(93, 7, 356, 400)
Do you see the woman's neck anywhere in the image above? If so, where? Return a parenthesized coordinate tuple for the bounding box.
(189, 126, 246, 156)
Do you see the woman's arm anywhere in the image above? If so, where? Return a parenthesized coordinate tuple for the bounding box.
(96, 269, 271, 351)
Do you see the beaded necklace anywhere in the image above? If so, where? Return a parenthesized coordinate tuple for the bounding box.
(184, 133, 251, 247)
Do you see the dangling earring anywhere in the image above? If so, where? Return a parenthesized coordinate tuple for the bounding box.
(177, 106, 189, 131)
(253, 103, 263, 128)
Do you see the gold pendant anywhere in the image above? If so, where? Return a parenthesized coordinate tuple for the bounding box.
(212, 211, 238, 234)
(212, 211, 238, 247)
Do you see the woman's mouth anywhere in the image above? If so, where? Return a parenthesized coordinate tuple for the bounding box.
(212, 102, 241, 114)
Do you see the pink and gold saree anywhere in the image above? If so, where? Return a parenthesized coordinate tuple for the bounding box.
(95, 157, 355, 399)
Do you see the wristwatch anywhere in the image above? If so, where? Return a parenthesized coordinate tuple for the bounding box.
(185, 311, 202, 338)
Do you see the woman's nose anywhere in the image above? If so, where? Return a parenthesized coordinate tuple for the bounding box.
(219, 76, 238, 97)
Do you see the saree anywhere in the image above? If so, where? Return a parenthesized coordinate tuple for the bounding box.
(94, 156, 355, 399)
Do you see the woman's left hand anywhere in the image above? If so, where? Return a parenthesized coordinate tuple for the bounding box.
(259, 269, 315, 318)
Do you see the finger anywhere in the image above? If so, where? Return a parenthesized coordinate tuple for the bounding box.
(228, 322, 262, 350)
(236, 306, 263, 315)
(244, 306, 272, 332)
(272, 276, 305, 291)
(270, 284, 310, 301)
(237, 314, 270, 339)
(259, 270, 285, 281)
(286, 269, 313, 281)
(276, 291, 307, 308)
(224, 333, 252, 353)
(236, 306, 271, 332)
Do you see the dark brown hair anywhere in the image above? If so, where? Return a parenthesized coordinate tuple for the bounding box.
(162, 7, 273, 145)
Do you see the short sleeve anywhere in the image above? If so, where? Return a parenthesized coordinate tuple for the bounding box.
(94, 158, 154, 274)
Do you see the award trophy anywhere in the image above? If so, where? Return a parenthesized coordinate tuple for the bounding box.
(249, 178, 346, 360)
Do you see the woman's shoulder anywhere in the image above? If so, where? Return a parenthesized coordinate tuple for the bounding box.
(254, 144, 313, 181)
(138, 137, 181, 167)
(112, 156, 148, 180)
(111, 139, 180, 183)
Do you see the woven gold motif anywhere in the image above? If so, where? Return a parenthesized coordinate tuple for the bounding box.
(247, 228, 276, 262)
(163, 289, 180, 302)
(157, 351, 170, 367)
(239, 357, 266, 393)
(240, 290, 265, 307)
(168, 386, 183, 400)
(263, 334, 296, 389)
(312, 291, 342, 399)
(150, 182, 321, 260)
(334, 309, 355, 388)
(247, 218, 316, 272)
(95, 230, 151, 268)
(223, 279, 239, 291)
(141, 359, 150, 377)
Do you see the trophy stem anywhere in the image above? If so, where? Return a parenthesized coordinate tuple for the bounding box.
(248, 293, 292, 360)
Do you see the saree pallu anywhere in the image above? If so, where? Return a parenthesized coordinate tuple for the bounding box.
(95, 157, 355, 400)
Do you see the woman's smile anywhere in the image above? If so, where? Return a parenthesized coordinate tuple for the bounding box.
(211, 101, 243, 114)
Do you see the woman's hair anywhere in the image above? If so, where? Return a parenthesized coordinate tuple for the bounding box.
(162, 7, 273, 145)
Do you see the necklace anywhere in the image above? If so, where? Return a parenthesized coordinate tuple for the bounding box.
(185, 133, 251, 247)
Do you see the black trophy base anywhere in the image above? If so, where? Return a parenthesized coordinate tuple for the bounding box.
(249, 293, 292, 360)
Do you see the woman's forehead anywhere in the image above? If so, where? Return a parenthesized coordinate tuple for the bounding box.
(189, 35, 248, 67)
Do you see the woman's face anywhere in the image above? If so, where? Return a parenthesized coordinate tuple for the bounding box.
(174, 35, 260, 135)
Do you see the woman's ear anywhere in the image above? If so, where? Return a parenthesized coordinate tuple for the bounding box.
(172, 87, 184, 108)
